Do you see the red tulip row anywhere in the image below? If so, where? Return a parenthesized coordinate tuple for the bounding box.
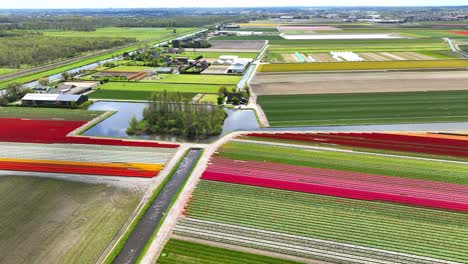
(450, 31, 468, 35)
(202, 157, 468, 212)
(0, 118, 178, 148)
(246, 132, 468, 158)
(0, 160, 157, 178)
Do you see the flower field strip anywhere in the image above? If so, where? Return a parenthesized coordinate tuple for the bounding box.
(202, 157, 468, 212)
(185, 181, 468, 262)
(257, 60, 468, 72)
(0, 142, 175, 167)
(0, 158, 163, 171)
(450, 31, 468, 36)
(157, 239, 301, 264)
(395, 133, 468, 141)
(217, 141, 468, 185)
(175, 218, 460, 264)
(0, 118, 178, 148)
(0, 160, 159, 177)
(246, 132, 468, 158)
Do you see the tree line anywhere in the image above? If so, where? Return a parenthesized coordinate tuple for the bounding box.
(0, 15, 242, 31)
(0, 35, 136, 68)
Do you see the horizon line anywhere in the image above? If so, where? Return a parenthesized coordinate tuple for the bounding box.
(1, 5, 468, 10)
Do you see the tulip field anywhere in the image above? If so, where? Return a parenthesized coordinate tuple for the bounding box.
(0, 117, 178, 177)
(246, 132, 468, 159)
(0, 118, 178, 148)
(173, 135, 468, 263)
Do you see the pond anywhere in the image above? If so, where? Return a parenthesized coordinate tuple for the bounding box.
(83, 101, 259, 143)
(83, 101, 468, 143)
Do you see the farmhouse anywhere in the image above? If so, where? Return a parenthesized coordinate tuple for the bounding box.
(55, 82, 98, 94)
(227, 58, 253, 74)
(21, 93, 88, 107)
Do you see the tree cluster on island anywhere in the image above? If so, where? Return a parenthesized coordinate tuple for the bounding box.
(127, 91, 226, 139)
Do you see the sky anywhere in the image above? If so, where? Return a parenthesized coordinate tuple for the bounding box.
(1, 0, 467, 9)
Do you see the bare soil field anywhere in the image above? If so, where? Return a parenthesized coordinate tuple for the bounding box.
(251, 71, 468, 95)
(0, 175, 143, 264)
(205, 40, 267, 51)
(202, 65, 230, 74)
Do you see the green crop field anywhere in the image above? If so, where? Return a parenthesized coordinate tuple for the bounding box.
(219, 141, 468, 185)
(44, 27, 195, 41)
(186, 180, 468, 263)
(258, 91, 468, 127)
(0, 68, 18, 75)
(0, 176, 142, 264)
(157, 239, 300, 264)
(99, 82, 230, 94)
(142, 74, 241, 85)
(199, 94, 218, 104)
(105, 65, 156, 72)
(88, 89, 196, 101)
(258, 59, 468, 72)
(460, 45, 468, 52)
(0, 106, 102, 121)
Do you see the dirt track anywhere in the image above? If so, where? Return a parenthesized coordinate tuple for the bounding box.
(251, 70, 468, 95)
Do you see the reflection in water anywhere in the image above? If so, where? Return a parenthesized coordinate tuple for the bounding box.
(84, 101, 260, 143)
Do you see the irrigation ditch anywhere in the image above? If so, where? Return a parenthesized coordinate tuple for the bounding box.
(112, 148, 202, 264)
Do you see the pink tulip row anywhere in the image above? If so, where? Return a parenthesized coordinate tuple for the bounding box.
(202, 157, 468, 212)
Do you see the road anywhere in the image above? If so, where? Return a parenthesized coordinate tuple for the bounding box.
(444, 38, 468, 58)
(113, 149, 202, 264)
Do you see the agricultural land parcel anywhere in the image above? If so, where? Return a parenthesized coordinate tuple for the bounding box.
(103, 68, 242, 85)
(0, 28, 198, 89)
(175, 139, 468, 263)
(267, 38, 450, 53)
(257, 90, 468, 127)
(0, 176, 142, 264)
(43, 27, 187, 41)
(0, 68, 18, 76)
(97, 82, 227, 94)
(157, 239, 301, 264)
(257, 59, 468, 72)
(0, 107, 102, 121)
(251, 71, 468, 95)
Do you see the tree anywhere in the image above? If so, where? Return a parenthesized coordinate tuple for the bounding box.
(231, 97, 240, 105)
(172, 40, 180, 48)
(61, 72, 70, 81)
(38, 78, 49, 86)
(217, 96, 225, 105)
